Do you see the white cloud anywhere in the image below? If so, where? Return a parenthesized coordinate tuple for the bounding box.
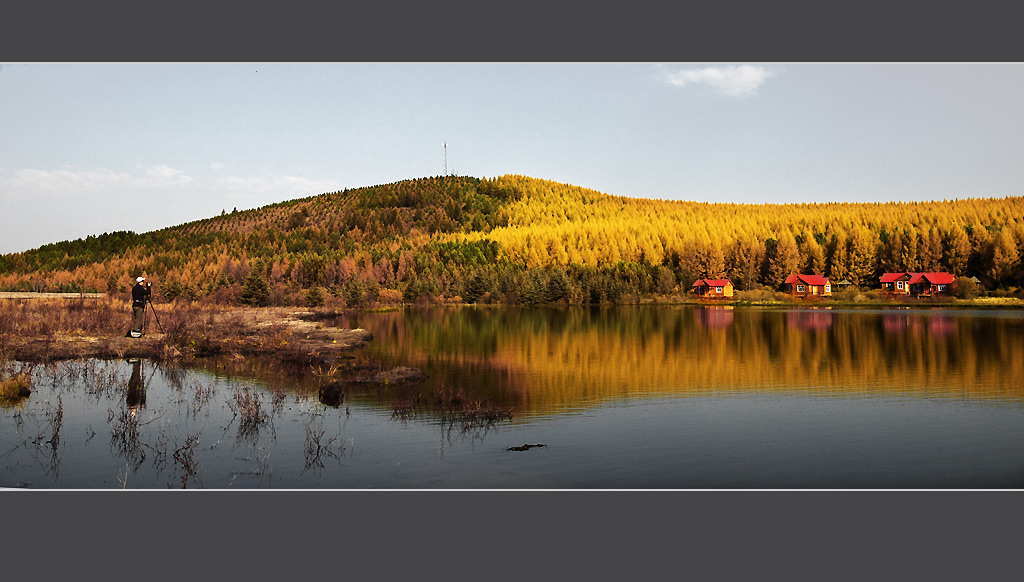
(5, 165, 194, 194)
(662, 65, 774, 97)
(9, 168, 132, 192)
(142, 165, 195, 186)
(210, 162, 226, 170)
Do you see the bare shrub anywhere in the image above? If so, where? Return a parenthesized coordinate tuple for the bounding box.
(229, 386, 268, 436)
(108, 406, 145, 469)
(172, 434, 201, 488)
(303, 417, 344, 472)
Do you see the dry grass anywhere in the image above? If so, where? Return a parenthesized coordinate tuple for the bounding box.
(0, 296, 124, 337)
(1, 298, 371, 363)
(0, 372, 32, 406)
(971, 296, 1024, 306)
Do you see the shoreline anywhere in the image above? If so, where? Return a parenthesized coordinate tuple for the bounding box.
(3, 298, 1022, 365)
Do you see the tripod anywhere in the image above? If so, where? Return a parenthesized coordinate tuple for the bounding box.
(146, 298, 165, 334)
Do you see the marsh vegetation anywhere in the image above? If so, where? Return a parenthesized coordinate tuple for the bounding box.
(2, 304, 1022, 488)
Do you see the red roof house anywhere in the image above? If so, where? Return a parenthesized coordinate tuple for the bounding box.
(880, 272, 913, 295)
(784, 274, 831, 298)
(908, 272, 955, 296)
(881, 272, 955, 297)
(692, 278, 734, 299)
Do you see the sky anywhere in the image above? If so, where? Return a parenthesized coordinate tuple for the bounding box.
(1, 62, 1023, 255)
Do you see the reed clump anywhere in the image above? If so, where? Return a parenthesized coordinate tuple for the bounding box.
(230, 386, 269, 435)
(0, 372, 32, 406)
(390, 386, 515, 428)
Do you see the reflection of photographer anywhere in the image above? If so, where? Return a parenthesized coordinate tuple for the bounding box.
(127, 276, 152, 338)
(126, 358, 146, 414)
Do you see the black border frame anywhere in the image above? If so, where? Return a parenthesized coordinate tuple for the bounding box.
(3, 1, 1021, 579)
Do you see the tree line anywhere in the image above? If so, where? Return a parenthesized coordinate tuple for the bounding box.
(1, 175, 1021, 304)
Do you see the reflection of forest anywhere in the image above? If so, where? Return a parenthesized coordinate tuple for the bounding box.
(352, 307, 1024, 416)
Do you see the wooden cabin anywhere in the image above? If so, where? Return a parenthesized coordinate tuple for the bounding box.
(908, 272, 955, 296)
(881, 272, 955, 297)
(880, 272, 913, 296)
(784, 274, 831, 298)
(692, 278, 734, 299)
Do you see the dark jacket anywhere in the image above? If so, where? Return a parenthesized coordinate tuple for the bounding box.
(131, 282, 151, 307)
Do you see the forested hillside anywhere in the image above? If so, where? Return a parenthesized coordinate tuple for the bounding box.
(1, 175, 1022, 305)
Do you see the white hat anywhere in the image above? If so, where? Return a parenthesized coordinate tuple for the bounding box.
(137, 277, 146, 282)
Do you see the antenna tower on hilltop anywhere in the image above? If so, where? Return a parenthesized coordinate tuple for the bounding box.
(444, 141, 448, 175)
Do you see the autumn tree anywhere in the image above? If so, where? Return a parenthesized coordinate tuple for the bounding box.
(726, 236, 764, 291)
(987, 229, 1021, 286)
(766, 232, 800, 289)
(918, 228, 944, 272)
(846, 226, 878, 286)
(799, 233, 826, 275)
(826, 232, 850, 283)
(943, 225, 971, 275)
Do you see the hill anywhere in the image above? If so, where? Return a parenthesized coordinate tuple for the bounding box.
(1, 175, 1022, 304)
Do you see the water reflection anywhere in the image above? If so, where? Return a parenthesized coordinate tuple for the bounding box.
(126, 359, 146, 415)
(3, 304, 1024, 488)
(786, 310, 833, 331)
(338, 306, 1024, 416)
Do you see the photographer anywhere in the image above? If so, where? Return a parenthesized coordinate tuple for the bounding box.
(128, 276, 152, 337)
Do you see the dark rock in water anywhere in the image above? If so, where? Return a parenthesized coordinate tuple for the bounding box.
(318, 381, 345, 407)
(375, 366, 427, 384)
(507, 444, 546, 452)
(347, 366, 427, 385)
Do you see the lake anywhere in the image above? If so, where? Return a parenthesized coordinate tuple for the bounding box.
(2, 305, 1023, 488)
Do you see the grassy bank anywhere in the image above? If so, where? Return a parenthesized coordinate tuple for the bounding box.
(0, 297, 371, 363)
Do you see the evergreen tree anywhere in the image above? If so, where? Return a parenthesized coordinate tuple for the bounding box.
(240, 270, 270, 306)
(305, 286, 325, 307)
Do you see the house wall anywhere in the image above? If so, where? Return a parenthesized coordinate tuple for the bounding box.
(885, 279, 911, 295)
(695, 285, 734, 298)
(789, 283, 830, 298)
(910, 283, 950, 296)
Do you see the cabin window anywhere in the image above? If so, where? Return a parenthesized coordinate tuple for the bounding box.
(824, 285, 830, 293)
(715, 286, 723, 293)
(896, 281, 905, 290)
(937, 284, 946, 291)
(796, 285, 805, 293)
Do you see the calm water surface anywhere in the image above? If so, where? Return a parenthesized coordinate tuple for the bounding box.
(2, 306, 1022, 488)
